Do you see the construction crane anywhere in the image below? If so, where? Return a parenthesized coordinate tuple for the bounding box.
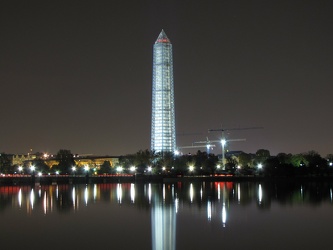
(193, 137, 220, 155)
(177, 144, 216, 155)
(208, 126, 263, 169)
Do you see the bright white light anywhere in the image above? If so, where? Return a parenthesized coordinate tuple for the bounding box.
(18, 166, 23, 172)
(72, 166, 76, 172)
(162, 167, 166, 171)
(30, 166, 35, 171)
(84, 165, 89, 171)
(189, 165, 194, 172)
(130, 166, 136, 172)
(237, 165, 241, 169)
(221, 139, 226, 146)
(147, 166, 152, 172)
(117, 166, 123, 172)
(257, 163, 263, 169)
(258, 184, 262, 204)
(216, 165, 221, 169)
(55, 171, 59, 175)
(190, 183, 194, 203)
(38, 172, 42, 176)
(330, 162, 333, 167)
(207, 200, 212, 221)
(43, 153, 49, 158)
(174, 150, 180, 156)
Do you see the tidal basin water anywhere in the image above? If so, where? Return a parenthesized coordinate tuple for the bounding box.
(1, 180, 333, 250)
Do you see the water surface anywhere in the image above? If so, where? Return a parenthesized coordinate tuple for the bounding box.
(1, 181, 333, 250)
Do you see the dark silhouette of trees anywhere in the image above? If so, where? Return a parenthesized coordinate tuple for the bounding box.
(56, 149, 75, 174)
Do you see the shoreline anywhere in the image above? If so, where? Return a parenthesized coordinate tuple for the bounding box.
(1, 174, 333, 186)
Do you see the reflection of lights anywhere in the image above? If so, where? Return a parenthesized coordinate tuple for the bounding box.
(72, 187, 76, 209)
(237, 183, 241, 203)
(85, 186, 88, 206)
(258, 184, 262, 204)
(18, 188, 22, 207)
(163, 184, 165, 201)
(30, 189, 35, 210)
(200, 187, 203, 201)
(93, 184, 97, 200)
(222, 202, 227, 227)
(131, 183, 135, 203)
(117, 183, 122, 204)
(175, 197, 179, 213)
(207, 200, 212, 221)
(148, 184, 152, 204)
(330, 188, 332, 203)
(190, 183, 194, 203)
(43, 191, 47, 215)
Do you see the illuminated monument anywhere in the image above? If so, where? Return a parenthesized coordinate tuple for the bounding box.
(151, 30, 176, 152)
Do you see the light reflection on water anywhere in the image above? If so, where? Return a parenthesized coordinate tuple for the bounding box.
(1, 181, 333, 249)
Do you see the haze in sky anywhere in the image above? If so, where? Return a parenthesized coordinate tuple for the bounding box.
(1, 0, 332, 156)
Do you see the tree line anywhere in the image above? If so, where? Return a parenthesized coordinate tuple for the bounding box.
(1, 149, 333, 177)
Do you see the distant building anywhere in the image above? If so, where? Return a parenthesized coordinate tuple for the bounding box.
(151, 30, 176, 153)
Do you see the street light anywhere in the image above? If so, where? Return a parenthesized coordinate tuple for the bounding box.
(130, 166, 136, 172)
(72, 166, 76, 176)
(18, 166, 23, 174)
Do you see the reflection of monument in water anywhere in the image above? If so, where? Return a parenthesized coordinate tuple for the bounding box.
(151, 184, 176, 250)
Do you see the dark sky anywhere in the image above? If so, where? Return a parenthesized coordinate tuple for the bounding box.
(1, 0, 332, 156)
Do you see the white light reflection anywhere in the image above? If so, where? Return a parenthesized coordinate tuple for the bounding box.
(30, 189, 35, 210)
(93, 184, 97, 201)
(72, 187, 76, 209)
(117, 183, 122, 204)
(85, 186, 89, 206)
(200, 187, 203, 201)
(190, 184, 194, 203)
(258, 184, 262, 204)
(131, 183, 135, 203)
(18, 188, 22, 208)
(207, 200, 212, 221)
(222, 202, 227, 227)
(43, 191, 47, 214)
(148, 184, 152, 204)
(39, 188, 41, 198)
(330, 188, 332, 203)
(163, 184, 166, 201)
(56, 185, 59, 199)
(237, 183, 241, 204)
(175, 198, 179, 213)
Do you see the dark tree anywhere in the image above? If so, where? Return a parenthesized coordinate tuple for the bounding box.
(98, 161, 112, 174)
(56, 149, 75, 174)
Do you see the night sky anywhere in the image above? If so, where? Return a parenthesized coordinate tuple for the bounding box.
(1, 0, 332, 156)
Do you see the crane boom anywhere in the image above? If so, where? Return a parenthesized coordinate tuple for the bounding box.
(208, 126, 263, 132)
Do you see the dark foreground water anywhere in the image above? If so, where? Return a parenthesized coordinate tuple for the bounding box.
(1, 180, 333, 250)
